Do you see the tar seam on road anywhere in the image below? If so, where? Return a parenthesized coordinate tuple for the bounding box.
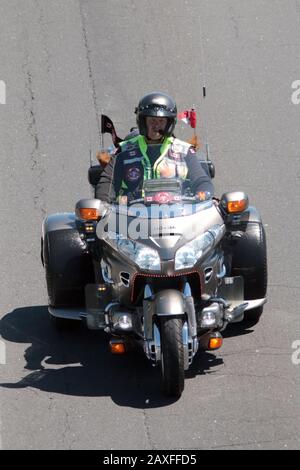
(78, 0, 102, 148)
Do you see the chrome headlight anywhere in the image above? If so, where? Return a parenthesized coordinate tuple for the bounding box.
(175, 224, 225, 270)
(134, 246, 161, 270)
(109, 235, 161, 271)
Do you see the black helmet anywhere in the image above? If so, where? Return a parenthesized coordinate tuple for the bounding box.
(135, 92, 177, 137)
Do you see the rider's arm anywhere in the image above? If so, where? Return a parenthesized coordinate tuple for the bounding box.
(185, 148, 215, 197)
(95, 153, 123, 202)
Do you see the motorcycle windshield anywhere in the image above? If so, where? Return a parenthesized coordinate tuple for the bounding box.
(108, 143, 212, 215)
(100, 144, 222, 253)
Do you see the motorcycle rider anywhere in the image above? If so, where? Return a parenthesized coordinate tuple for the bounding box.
(95, 92, 214, 203)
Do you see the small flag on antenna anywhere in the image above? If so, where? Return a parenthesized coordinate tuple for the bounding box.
(178, 108, 197, 129)
(101, 114, 123, 147)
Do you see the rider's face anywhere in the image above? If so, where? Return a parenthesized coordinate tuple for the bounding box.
(146, 117, 167, 141)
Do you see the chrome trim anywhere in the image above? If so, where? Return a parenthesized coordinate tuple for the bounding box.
(182, 322, 189, 370)
(48, 307, 86, 321)
(209, 297, 230, 309)
(143, 298, 155, 340)
(120, 272, 130, 287)
(216, 264, 226, 279)
(105, 302, 120, 313)
(204, 267, 213, 283)
(244, 298, 267, 311)
(183, 282, 192, 297)
(101, 260, 114, 284)
(225, 303, 248, 323)
(222, 298, 267, 323)
(153, 323, 161, 362)
(145, 323, 161, 362)
(182, 321, 192, 370)
(144, 284, 154, 300)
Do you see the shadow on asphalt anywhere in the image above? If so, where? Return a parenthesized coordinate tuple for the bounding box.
(223, 323, 255, 338)
(0, 306, 224, 408)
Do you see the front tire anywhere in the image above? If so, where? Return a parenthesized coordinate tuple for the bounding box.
(160, 317, 184, 398)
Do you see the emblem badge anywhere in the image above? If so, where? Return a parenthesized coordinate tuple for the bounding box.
(126, 166, 141, 181)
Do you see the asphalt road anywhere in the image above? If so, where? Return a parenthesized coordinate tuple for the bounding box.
(1, 0, 300, 450)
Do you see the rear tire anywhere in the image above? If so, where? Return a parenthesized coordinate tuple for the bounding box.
(43, 228, 94, 330)
(43, 229, 94, 308)
(230, 222, 267, 326)
(160, 317, 184, 398)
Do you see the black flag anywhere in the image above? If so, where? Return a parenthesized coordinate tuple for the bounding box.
(101, 114, 123, 147)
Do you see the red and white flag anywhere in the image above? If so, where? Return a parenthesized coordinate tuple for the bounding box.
(178, 108, 197, 129)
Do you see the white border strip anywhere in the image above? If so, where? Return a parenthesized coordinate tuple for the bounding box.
(0, 80, 6, 105)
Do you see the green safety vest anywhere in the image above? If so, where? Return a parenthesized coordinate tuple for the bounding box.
(117, 135, 189, 198)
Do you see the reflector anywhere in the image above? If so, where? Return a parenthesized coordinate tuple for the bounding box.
(110, 341, 126, 354)
(209, 337, 223, 350)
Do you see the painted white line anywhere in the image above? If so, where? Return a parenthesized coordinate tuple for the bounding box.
(0, 337, 6, 450)
(0, 339, 6, 365)
(0, 80, 6, 104)
(0, 409, 2, 450)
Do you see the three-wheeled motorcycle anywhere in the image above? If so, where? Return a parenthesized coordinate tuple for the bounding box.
(41, 143, 267, 397)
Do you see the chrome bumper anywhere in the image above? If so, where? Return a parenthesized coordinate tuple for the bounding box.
(48, 307, 87, 321)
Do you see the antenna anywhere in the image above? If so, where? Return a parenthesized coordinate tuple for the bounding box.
(198, 17, 210, 162)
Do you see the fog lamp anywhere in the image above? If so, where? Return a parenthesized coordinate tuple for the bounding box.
(200, 311, 217, 328)
(112, 313, 133, 331)
(117, 315, 132, 330)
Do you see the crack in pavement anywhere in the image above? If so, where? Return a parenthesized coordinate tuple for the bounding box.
(142, 408, 156, 450)
(61, 409, 72, 450)
(220, 372, 300, 384)
(22, 49, 47, 220)
(175, 434, 299, 450)
(78, 0, 101, 145)
(35, 0, 52, 76)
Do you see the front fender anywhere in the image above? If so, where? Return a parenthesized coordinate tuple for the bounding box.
(154, 289, 185, 316)
(143, 288, 196, 341)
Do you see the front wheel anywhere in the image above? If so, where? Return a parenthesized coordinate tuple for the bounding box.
(160, 317, 184, 398)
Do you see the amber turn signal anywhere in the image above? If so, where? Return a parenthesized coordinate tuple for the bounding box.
(78, 208, 100, 221)
(227, 199, 248, 213)
(208, 337, 223, 350)
(110, 341, 126, 355)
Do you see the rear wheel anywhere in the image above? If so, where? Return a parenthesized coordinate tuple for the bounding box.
(231, 222, 267, 326)
(43, 229, 94, 330)
(160, 317, 184, 398)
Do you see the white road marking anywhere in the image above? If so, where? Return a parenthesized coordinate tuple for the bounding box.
(0, 337, 6, 449)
